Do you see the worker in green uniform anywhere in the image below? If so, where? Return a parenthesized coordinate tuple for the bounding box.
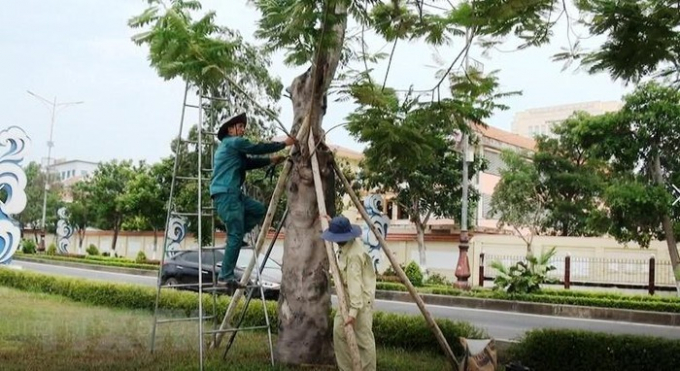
(321, 215, 377, 371)
(210, 112, 295, 289)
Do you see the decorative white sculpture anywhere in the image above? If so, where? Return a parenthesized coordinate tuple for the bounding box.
(361, 194, 390, 272)
(56, 207, 74, 254)
(165, 215, 187, 258)
(0, 126, 30, 265)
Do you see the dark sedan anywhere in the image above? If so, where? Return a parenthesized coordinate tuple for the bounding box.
(159, 246, 281, 300)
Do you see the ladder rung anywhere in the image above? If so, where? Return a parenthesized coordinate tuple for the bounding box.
(172, 212, 213, 217)
(161, 282, 215, 289)
(175, 176, 211, 181)
(202, 131, 217, 136)
(203, 325, 270, 335)
(181, 139, 215, 145)
(156, 315, 216, 324)
(183, 246, 225, 252)
(202, 168, 213, 172)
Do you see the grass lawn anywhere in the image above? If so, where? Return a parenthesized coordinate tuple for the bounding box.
(0, 287, 451, 371)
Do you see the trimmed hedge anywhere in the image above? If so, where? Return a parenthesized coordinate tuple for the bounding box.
(508, 329, 680, 371)
(15, 253, 159, 270)
(380, 282, 680, 313)
(0, 268, 485, 355)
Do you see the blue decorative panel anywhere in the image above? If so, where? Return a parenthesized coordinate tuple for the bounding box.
(360, 194, 390, 272)
(0, 126, 30, 265)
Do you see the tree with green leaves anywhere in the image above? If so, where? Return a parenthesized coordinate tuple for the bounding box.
(87, 160, 136, 252)
(129, 0, 285, 248)
(346, 67, 514, 272)
(533, 112, 610, 237)
(572, 82, 680, 270)
(119, 162, 167, 254)
(68, 181, 94, 252)
(490, 149, 548, 255)
(129, 0, 586, 366)
(16, 162, 63, 242)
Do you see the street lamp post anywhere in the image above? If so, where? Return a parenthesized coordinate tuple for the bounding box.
(27, 90, 83, 251)
(454, 133, 472, 288)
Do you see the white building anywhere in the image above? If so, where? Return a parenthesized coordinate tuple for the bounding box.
(49, 159, 99, 183)
(511, 100, 623, 138)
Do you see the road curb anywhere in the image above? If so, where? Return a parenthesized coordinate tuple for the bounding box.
(17, 257, 679, 327)
(375, 290, 680, 327)
(14, 257, 159, 278)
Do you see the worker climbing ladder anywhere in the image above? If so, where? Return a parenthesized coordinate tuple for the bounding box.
(149, 83, 277, 371)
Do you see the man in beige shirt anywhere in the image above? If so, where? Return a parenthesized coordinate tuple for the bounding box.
(321, 215, 377, 371)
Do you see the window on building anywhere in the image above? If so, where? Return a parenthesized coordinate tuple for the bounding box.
(481, 193, 502, 219)
(483, 151, 505, 176)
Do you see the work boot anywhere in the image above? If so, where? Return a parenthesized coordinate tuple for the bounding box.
(216, 278, 247, 290)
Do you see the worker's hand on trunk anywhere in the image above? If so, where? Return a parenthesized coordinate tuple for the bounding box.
(271, 155, 286, 165)
(284, 135, 297, 146)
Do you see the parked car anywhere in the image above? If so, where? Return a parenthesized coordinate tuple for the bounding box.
(159, 246, 281, 300)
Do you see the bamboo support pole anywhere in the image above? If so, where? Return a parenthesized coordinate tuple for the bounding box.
(308, 135, 363, 371)
(331, 159, 461, 370)
(209, 115, 313, 349)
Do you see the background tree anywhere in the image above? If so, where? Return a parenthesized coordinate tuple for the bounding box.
(68, 181, 94, 252)
(120, 162, 167, 254)
(87, 160, 136, 252)
(490, 149, 548, 255)
(16, 162, 63, 241)
(572, 82, 680, 270)
(533, 112, 610, 237)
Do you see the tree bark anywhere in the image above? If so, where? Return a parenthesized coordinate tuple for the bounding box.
(653, 153, 680, 269)
(275, 1, 348, 365)
(111, 219, 120, 252)
(415, 220, 427, 272)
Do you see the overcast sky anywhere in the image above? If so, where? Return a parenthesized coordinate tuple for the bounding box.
(1, 0, 631, 167)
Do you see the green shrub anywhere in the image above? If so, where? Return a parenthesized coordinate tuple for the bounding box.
(135, 251, 147, 264)
(404, 261, 423, 287)
(102, 251, 110, 257)
(491, 247, 558, 294)
(21, 239, 37, 254)
(508, 328, 680, 371)
(425, 272, 450, 286)
(46, 243, 57, 256)
(0, 268, 486, 355)
(86, 244, 99, 256)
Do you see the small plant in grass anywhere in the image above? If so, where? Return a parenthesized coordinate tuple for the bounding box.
(404, 261, 424, 287)
(46, 243, 57, 255)
(21, 239, 36, 254)
(491, 247, 558, 294)
(135, 251, 147, 264)
(86, 244, 99, 256)
(424, 271, 450, 286)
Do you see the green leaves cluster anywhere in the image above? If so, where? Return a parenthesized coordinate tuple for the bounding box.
(491, 246, 558, 294)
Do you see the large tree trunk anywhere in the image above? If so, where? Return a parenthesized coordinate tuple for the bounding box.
(415, 220, 427, 273)
(275, 1, 348, 365)
(653, 153, 680, 268)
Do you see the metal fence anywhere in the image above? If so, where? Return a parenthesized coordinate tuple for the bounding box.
(481, 253, 676, 292)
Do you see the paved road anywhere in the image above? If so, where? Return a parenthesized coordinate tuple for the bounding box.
(14, 261, 680, 341)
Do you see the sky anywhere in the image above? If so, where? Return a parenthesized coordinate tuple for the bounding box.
(1, 0, 632, 168)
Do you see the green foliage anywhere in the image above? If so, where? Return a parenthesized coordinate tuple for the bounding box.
(16, 162, 64, 234)
(46, 243, 57, 256)
(20, 239, 36, 254)
(68, 181, 93, 250)
(570, 0, 680, 84)
(533, 113, 610, 237)
(403, 261, 423, 287)
(491, 247, 558, 294)
(489, 149, 546, 250)
(0, 269, 486, 355)
(571, 82, 680, 249)
(129, 0, 282, 96)
(424, 272, 450, 286)
(508, 328, 680, 371)
(135, 251, 148, 264)
(18, 254, 159, 271)
(86, 244, 99, 256)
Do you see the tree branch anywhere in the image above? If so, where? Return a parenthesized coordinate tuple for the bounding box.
(382, 38, 399, 91)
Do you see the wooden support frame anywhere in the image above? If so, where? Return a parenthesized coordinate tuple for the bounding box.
(308, 135, 363, 371)
(331, 159, 461, 370)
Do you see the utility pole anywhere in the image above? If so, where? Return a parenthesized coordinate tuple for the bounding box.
(27, 90, 83, 251)
(454, 28, 477, 289)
